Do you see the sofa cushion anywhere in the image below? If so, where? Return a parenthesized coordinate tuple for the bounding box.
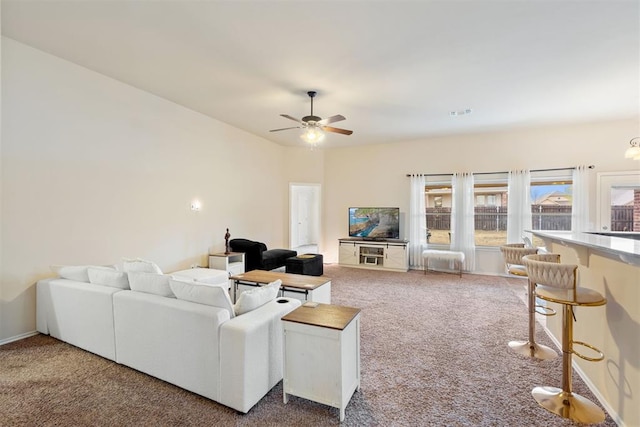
(234, 279, 281, 316)
(128, 271, 174, 297)
(169, 278, 234, 317)
(51, 265, 113, 282)
(122, 258, 163, 274)
(171, 268, 228, 286)
(88, 267, 130, 289)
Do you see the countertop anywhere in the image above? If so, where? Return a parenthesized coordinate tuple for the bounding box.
(530, 230, 640, 265)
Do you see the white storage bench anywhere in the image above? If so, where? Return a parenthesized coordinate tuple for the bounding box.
(422, 250, 465, 277)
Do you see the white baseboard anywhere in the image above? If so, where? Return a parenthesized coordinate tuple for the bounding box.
(0, 330, 39, 346)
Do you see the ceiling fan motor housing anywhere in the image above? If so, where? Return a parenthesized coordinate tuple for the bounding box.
(302, 115, 322, 124)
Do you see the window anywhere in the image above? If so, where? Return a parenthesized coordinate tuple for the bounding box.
(424, 170, 574, 248)
(425, 174, 510, 247)
(610, 187, 637, 231)
(473, 175, 508, 246)
(597, 171, 640, 232)
(425, 178, 452, 244)
(530, 170, 573, 247)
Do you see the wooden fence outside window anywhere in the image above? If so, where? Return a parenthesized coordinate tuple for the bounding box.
(425, 205, 635, 232)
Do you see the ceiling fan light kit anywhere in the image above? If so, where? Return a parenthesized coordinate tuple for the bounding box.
(301, 126, 325, 145)
(270, 91, 353, 146)
(624, 137, 640, 160)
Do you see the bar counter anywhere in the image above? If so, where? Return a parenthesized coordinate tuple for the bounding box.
(530, 231, 639, 426)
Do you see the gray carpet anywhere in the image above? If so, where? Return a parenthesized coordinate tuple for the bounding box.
(0, 265, 617, 426)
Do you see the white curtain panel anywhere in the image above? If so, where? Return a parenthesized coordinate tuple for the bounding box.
(507, 169, 532, 243)
(572, 165, 591, 232)
(450, 172, 476, 271)
(408, 174, 427, 269)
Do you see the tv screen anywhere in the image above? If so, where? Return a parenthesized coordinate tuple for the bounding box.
(349, 207, 400, 239)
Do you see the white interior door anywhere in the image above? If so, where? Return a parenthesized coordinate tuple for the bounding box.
(596, 171, 640, 231)
(290, 183, 321, 249)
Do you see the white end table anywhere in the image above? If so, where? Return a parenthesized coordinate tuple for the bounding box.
(209, 252, 244, 298)
(282, 303, 361, 421)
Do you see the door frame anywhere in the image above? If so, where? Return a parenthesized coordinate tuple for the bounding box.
(596, 171, 640, 231)
(289, 183, 322, 250)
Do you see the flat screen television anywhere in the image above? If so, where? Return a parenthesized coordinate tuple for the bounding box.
(349, 207, 400, 239)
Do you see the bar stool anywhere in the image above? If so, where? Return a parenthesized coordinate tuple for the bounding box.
(522, 254, 607, 424)
(500, 243, 537, 277)
(500, 244, 557, 360)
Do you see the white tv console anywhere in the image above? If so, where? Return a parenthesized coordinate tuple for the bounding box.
(338, 238, 409, 272)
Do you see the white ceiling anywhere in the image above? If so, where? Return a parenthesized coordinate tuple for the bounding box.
(2, 0, 639, 148)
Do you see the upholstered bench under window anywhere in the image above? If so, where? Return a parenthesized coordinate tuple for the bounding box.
(422, 249, 465, 277)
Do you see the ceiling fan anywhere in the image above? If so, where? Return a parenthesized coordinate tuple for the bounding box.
(270, 91, 353, 143)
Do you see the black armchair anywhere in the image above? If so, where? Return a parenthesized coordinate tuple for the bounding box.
(229, 238, 297, 271)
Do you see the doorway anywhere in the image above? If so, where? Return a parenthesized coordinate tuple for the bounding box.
(289, 183, 321, 253)
(597, 171, 640, 232)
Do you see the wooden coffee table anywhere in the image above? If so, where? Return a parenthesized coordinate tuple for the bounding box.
(229, 270, 331, 303)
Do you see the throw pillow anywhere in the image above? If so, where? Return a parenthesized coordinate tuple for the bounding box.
(169, 278, 234, 318)
(171, 268, 228, 285)
(51, 265, 114, 282)
(87, 267, 130, 289)
(234, 279, 281, 316)
(128, 271, 174, 297)
(122, 258, 163, 274)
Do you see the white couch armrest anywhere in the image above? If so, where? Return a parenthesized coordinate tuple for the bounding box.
(36, 278, 122, 360)
(36, 278, 55, 334)
(219, 298, 301, 413)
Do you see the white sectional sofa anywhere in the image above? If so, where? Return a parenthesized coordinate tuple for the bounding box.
(36, 263, 301, 413)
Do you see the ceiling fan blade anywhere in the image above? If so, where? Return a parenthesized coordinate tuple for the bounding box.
(280, 114, 304, 124)
(317, 115, 345, 126)
(322, 126, 353, 135)
(269, 126, 301, 132)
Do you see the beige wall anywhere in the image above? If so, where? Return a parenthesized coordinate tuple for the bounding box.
(0, 38, 288, 341)
(2, 35, 639, 343)
(321, 119, 640, 265)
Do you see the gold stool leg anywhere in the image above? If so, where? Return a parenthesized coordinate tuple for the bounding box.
(532, 305, 605, 424)
(509, 279, 557, 360)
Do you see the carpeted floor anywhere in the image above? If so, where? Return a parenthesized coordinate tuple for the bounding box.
(0, 265, 617, 426)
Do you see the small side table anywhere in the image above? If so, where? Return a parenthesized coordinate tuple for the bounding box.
(282, 303, 361, 422)
(209, 252, 245, 297)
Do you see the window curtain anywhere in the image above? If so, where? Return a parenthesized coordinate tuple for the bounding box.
(572, 165, 591, 232)
(450, 172, 475, 271)
(408, 174, 427, 269)
(507, 169, 532, 243)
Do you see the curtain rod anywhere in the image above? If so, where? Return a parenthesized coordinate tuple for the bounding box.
(406, 165, 595, 177)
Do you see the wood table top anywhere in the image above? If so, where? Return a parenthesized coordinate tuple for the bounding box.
(230, 270, 330, 290)
(281, 304, 361, 330)
(209, 252, 243, 257)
